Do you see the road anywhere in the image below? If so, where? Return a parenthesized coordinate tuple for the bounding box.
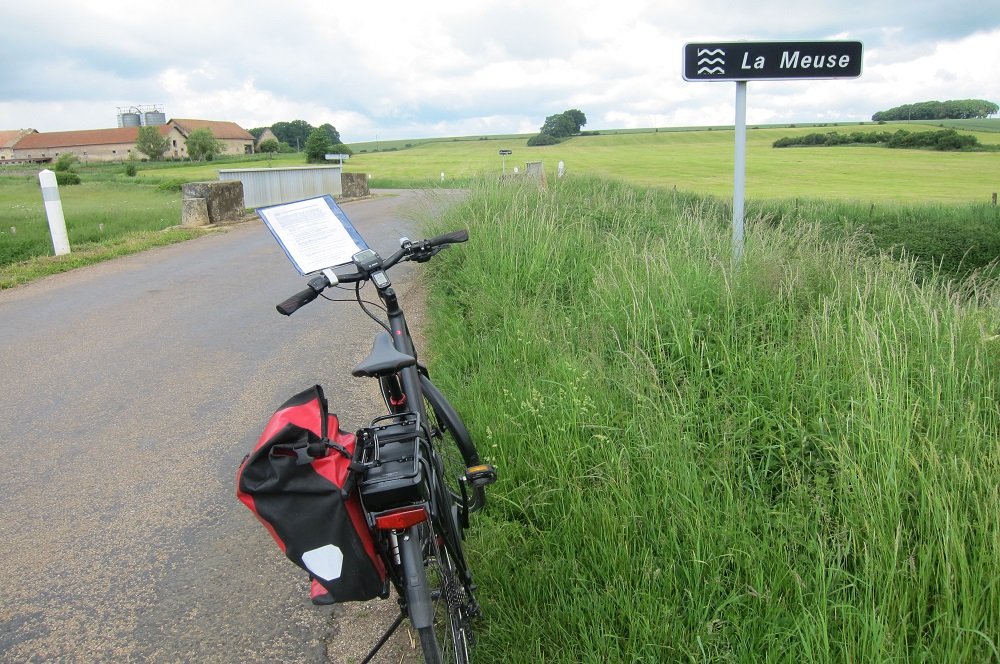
(0, 190, 458, 663)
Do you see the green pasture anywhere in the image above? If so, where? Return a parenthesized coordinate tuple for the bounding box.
(912, 117, 1000, 132)
(339, 122, 1000, 203)
(3, 120, 998, 285)
(0, 177, 194, 287)
(123, 120, 1000, 202)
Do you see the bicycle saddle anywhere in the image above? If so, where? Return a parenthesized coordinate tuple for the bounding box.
(352, 332, 417, 377)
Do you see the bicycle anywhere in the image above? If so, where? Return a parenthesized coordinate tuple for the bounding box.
(275, 229, 496, 664)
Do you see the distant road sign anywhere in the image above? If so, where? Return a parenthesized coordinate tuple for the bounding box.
(684, 41, 862, 81)
(324, 153, 350, 160)
(498, 149, 513, 155)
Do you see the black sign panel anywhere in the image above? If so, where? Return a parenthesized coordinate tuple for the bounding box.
(498, 149, 513, 155)
(684, 41, 863, 81)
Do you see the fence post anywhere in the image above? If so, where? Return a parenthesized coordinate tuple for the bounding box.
(38, 169, 70, 256)
(992, 192, 997, 206)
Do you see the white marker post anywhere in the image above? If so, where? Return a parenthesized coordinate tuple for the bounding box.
(38, 169, 71, 256)
(683, 40, 863, 263)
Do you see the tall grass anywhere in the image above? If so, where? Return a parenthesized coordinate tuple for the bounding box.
(424, 177, 1000, 662)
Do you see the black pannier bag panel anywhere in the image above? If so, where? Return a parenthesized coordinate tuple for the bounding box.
(237, 385, 387, 603)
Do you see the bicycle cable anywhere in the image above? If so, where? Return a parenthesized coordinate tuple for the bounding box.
(318, 281, 391, 333)
(354, 281, 391, 333)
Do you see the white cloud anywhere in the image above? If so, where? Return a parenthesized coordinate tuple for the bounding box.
(1, 1, 998, 139)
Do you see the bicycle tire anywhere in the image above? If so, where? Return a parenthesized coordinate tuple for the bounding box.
(419, 526, 472, 664)
(419, 375, 487, 515)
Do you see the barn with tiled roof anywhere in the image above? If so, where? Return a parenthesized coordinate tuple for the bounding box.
(0, 129, 37, 161)
(5, 119, 255, 163)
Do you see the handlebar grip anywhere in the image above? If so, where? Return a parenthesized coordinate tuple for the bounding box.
(276, 287, 320, 316)
(426, 229, 469, 247)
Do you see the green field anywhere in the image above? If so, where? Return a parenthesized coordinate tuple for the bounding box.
(0, 177, 196, 287)
(331, 122, 1000, 203)
(121, 121, 1000, 203)
(2, 120, 999, 285)
(424, 177, 1000, 662)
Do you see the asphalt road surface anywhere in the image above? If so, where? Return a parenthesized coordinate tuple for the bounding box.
(0, 190, 460, 663)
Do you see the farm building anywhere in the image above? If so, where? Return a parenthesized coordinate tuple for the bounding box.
(3, 119, 255, 163)
(0, 129, 37, 161)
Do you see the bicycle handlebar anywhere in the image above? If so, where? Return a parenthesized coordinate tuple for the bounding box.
(426, 229, 469, 246)
(275, 230, 468, 316)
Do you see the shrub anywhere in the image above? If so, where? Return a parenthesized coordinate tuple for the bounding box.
(157, 178, 186, 192)
(54, 171, 81, 185)
(304, 127, 332, 164)
(527, 133, 560, 146)
(124, 162, 138, 177)
(258, 138, 280, 153)
(53, 153, 80, 172)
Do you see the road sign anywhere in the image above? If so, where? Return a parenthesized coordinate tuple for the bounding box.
(324, 153, 350, 161)
(684, 41, 863, 82)
(498, 149, 512, 155)
(682, 39, 863, 263)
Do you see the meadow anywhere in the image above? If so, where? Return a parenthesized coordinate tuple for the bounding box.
(0, 176, 198, 287)
(423, 177, 1000, 662)
(2, 120, 998, 285)
(339, 121, 1000, 203)
(122, 121, 1000, 203)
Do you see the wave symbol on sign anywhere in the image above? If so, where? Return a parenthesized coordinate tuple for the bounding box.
(696, 48, 726, 75)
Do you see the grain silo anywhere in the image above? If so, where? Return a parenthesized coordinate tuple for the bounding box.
(117, 107, 142, 127)
(142, 108, 166, 126)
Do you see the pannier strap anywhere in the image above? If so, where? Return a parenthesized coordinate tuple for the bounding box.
(325, 440, 352, 458)
(284, 438, 329, 466)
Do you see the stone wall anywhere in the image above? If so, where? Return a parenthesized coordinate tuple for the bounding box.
(181, 180, 245, 227)
(341, 172, 370, 199)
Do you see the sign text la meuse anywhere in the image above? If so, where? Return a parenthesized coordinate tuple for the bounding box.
(741, 50, 852, 71)
(683, 41, 863, 81)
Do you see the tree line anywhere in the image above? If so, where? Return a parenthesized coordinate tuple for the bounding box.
(527, 109, 588, 146)
(135, 126, 226, 162)
(249, 120, 350, 162)
(773, 128, 987, 151)
(872, 99, 998, 122)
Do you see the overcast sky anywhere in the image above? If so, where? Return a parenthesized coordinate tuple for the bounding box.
(2, 0, 998, 141)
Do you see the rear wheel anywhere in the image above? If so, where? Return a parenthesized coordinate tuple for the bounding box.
(418, 529, 472, 664)
(419, 376, 486, 515)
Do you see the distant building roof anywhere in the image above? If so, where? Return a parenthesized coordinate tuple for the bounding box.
(169, 119, 254, 140)
(0, 129, 37, 148)
(13, 125, 170, 150)
(255, 128, 278, 145)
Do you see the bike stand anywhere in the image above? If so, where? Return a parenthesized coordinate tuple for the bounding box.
(360, 610, 407, 664)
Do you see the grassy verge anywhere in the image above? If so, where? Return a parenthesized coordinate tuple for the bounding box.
(0, 228, 204, 289)
(0, 178, 200, 287)
(424, 177, 1000, 662)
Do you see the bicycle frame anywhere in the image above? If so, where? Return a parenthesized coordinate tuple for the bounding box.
(274, 229, 494, 664)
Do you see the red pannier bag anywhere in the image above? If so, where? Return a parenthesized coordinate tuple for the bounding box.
(237, 385, 387, 603)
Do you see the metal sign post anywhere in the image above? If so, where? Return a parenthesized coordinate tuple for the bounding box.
(733, 81, 747, 261)
(499, 149, 512, 174)
(683, 40, 863, 263)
